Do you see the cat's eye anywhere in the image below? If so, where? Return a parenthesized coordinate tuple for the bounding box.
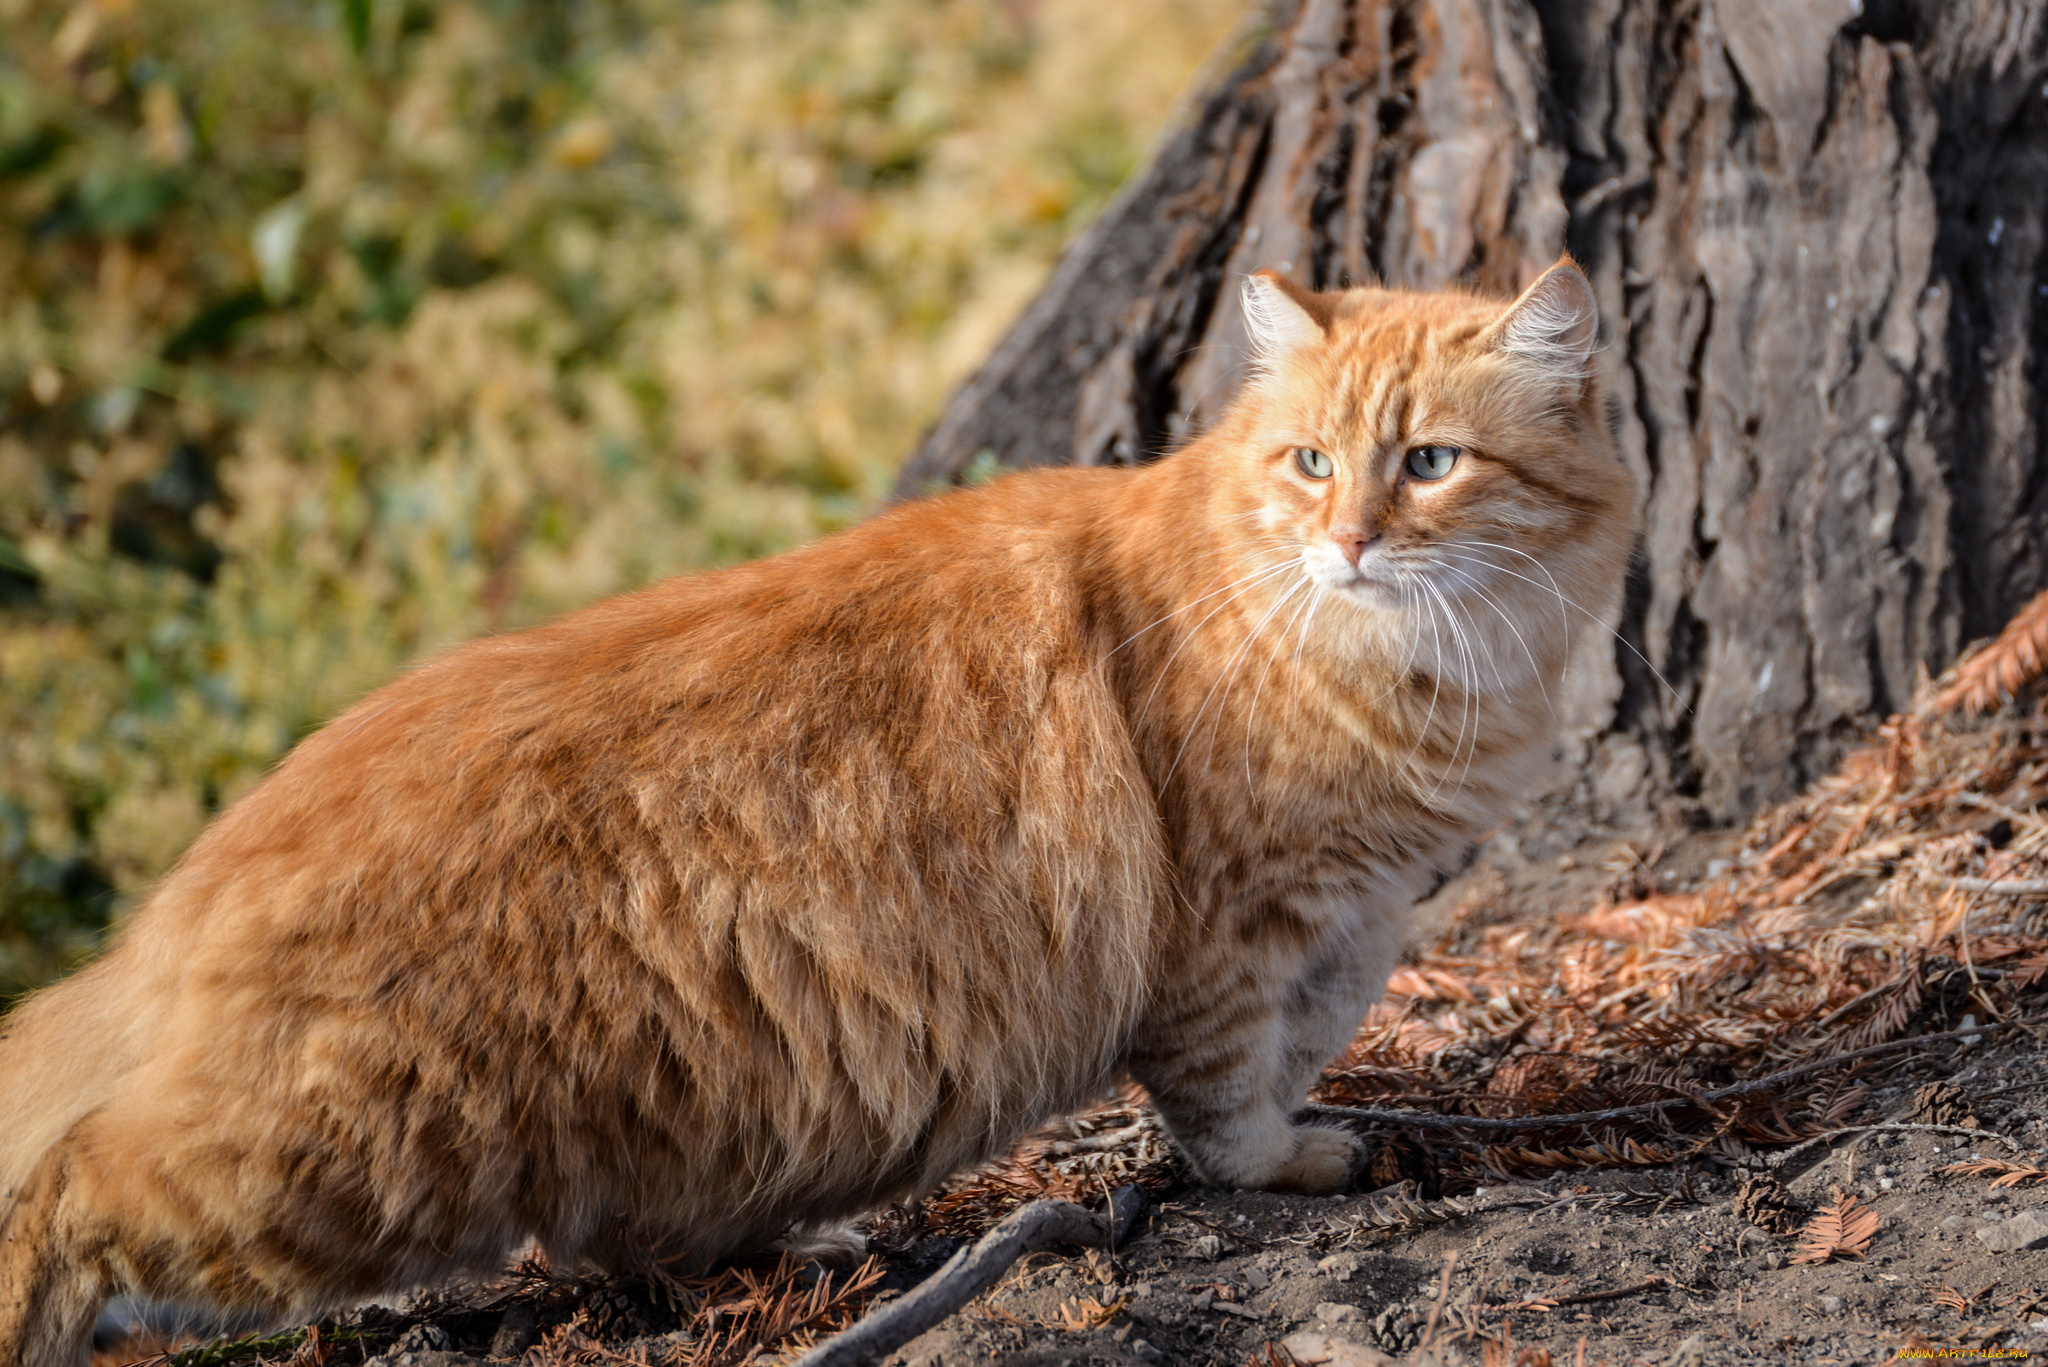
(1405, 445, 1460, 481)
(1293, 447, 1333, 480)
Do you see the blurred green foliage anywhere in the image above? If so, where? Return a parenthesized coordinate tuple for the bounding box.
(0, 0, 1246, 1000)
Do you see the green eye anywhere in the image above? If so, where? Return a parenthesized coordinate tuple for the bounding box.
(1405, 445, 1460, 480)
(1293, 447, 1333, 479)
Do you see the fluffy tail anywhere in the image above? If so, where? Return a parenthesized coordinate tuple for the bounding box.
(0, 960, 151, 1367)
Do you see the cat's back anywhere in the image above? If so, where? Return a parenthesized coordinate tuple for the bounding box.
(153, 465, 1155, 938)
(131, 466, 1154, 1103)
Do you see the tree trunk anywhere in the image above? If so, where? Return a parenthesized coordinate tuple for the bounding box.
(894, 0, 2048, 823)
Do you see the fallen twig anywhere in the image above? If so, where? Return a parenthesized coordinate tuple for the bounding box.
(1300, 1026, 1988, 1135)
(1314, 1181, 1547, 1244)
(1046, 1122, 1148, 1156)
(1937, 876, 2048, 896)
(789, 1185, 1146, 1367)
(1481, 1276, 1670, 1313)
(1418, 1251, 1458, 1350)
(1758, 1121, 2025, 1170)
(1159, 1202, 1267, 1249)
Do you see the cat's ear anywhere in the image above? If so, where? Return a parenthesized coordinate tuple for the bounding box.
(1243, 270, 1331, 360)
(1490, 258, 1598, 392)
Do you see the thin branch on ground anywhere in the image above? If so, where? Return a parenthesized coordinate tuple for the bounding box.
(788, 1185, 1146, 1367)
(1936, 876, 2048, 896)
(1299, 1027, 1989, 1135)
(1758, 1121, 2026, 1169)
(1480, 1276, 1670, 1313)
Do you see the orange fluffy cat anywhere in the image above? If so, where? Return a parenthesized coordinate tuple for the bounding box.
(0, 261, 1636, 1363)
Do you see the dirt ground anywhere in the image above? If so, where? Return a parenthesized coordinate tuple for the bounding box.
(873, 1051, 2048, 1367)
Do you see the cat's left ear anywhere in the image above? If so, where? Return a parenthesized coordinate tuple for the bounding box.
(1489, 257, 1599, 393)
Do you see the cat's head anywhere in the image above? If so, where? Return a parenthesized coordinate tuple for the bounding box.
(1216, 260, 1638, 654)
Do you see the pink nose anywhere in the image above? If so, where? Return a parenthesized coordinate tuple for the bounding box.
(1332, 532, 1377, 566)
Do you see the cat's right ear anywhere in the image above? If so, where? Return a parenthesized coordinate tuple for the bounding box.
(1243, 270, 1331, 361)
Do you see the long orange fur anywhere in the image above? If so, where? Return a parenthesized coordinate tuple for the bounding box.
(0, 260, 1636, 1363)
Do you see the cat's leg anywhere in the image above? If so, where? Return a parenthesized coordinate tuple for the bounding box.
(1126, 963, 1361, 1196)
(1272, 942, 1395, 1111)
(0, 1135, 105, 1367)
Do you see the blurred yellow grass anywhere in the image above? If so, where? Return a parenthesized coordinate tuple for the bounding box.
(0, 0, 1250, 997)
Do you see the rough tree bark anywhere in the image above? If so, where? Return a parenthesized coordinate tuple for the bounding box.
(895, 0, 2048, 823)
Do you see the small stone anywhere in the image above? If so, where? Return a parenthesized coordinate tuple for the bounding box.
(1318, 1252, 1363, 1282)
(1243, 1265, 1271, 1289)
(396, 1325, 453, 1353)
(1815, 1294, 1848, 1315)
(490, 1304, 539, 1358)
(1978, 1209, 2048, 1252)
(1315, 1302, 1367, 1324)
(1130, 1340, 1168, 1364)
(1668, 1335, 1710, 1367)
(1191, 1233, 1226, 1261)
(1280, 1331, 1398, 1366)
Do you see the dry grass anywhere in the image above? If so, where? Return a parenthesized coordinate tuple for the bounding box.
(0, 0, 1249, 998)
(1935, 590, 2048, 715)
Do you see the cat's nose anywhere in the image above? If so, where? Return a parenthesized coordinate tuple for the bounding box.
(1332, 531, 1378, 566)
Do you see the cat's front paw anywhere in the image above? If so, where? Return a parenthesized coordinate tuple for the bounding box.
(773, 1219, 871, 1265)
(1262, 1125, 1362, 1196)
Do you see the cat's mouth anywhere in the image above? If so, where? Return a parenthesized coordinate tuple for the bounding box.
(1303, 547, 1410, 606)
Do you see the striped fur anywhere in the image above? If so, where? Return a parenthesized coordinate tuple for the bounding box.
(0, 260, 1635, 1363)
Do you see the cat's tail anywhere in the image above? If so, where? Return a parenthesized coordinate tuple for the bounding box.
(0, 958, 152, 1367)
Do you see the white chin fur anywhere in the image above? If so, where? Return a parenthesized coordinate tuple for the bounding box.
(1302, 547, 1403, 605)
(1302, 549, 1549, 698)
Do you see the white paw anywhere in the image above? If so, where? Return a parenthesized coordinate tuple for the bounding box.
(773, 1219, 870, 1265)
(1264, 1126, 1362, 1195)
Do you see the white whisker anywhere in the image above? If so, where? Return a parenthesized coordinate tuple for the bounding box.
(1399, 581, 1448, 784)
(1428, 555, 1554, 721)
(1163, 573, 1312, 792)
(1284, 579, 1328, 746)
(1416, 575, 1474, 801)
(1421, 574, 1491, 802)
(1245, 576, 1322, 793)
(1132, 559, 1299, 731)
(1110, 550, 1293, 659)
(1437, 543, 1685, 709)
